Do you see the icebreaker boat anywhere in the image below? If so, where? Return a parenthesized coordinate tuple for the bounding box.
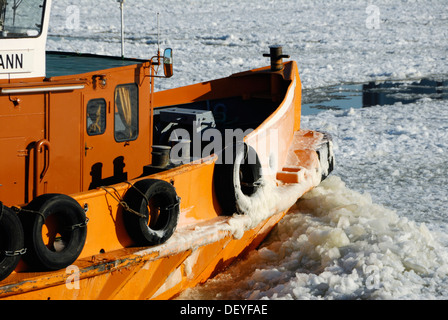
(0, 0, 333, 299)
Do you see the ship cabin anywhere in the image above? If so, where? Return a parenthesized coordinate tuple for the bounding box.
(0, 0, 176, 207)
(0, 0, 294, 209)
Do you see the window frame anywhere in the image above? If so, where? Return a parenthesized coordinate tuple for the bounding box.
(114, 83, 139, 143)
(86, 98, 107, 137)
(0, 0, 47, 39)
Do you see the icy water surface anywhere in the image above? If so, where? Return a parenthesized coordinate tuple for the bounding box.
(302, 77, 448, 115)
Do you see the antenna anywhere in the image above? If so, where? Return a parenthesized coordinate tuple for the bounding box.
(118, 0, 125, 58)
(157, 12, 160, 55)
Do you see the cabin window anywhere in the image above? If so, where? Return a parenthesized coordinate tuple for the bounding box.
(0, 0, 46, 38)
(114, 83, 138, 142)
(87, 98, 107, 136)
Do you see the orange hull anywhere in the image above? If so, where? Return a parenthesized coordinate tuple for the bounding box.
(0, 127, 330, 300)
(0, 212, 286, 300)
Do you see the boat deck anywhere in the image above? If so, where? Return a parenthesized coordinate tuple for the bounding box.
(46, 51, 148, 77)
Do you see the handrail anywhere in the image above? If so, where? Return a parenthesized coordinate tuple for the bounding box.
(33, 139, 51, 198)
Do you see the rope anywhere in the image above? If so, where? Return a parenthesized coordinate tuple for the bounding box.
(124, 181, 150, 206)
(12, 204, 88, 232)
(124, 181, 181, 211)
(12, 205, 45, 221)
(99, 184, 147, 218)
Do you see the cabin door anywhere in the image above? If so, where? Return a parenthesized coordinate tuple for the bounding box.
(82, 94, 115, 191)
(82, 84, 145, 191)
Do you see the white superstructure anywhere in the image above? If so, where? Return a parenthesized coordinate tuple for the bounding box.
(0, 0, 51, 80)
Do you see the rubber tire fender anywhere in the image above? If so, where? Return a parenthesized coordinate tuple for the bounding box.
(18, 194, 87, 271)
(0, 202, 25, 281)
(122, 179, 180, 246)
(316, 133, 335, 182)
(213, 142, 262, 215)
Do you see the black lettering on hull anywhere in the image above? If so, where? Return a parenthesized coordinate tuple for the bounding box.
(0, 54, 24, 70)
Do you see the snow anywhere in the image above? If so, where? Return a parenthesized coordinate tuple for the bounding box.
(46, 0, 448, 299)
(178, 175, 448, 300)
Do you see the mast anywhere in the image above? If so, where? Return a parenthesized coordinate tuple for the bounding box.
(118, 0, 125, 58)
(0, 0, 6, 31)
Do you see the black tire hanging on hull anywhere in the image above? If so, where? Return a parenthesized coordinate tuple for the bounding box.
(122, 179, 180, 246)
(18, 194, 88, 271)
(316, 133, 335, 182)
(213, 142, 263, 216)
(0, 202, 25, 281)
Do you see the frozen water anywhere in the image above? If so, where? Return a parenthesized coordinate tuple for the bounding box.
(178, 176, 448, 300)
(302, 78, 448, 115)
